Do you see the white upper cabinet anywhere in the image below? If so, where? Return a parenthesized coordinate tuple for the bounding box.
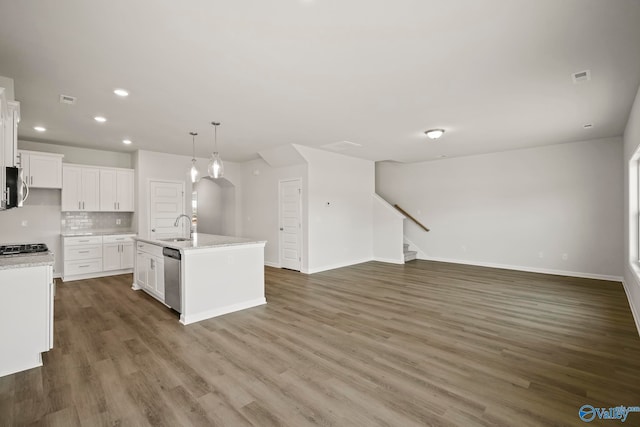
(4, 101, 19, 168)
(99, 168, 134, 212)
(17, 150, 64, 189)
(61, 165, 100, 211)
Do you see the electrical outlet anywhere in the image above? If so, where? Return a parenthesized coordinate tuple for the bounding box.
(116, 219, 121, 225)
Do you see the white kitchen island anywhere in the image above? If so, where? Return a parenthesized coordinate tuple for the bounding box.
(134, 233, 267, 325)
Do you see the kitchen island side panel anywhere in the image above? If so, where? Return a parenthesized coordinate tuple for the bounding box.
(181, 243, 266, 325)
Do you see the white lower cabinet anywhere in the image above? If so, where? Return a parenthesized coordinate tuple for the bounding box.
(135, 241, 165, 302)
(62, 234, 136, 281)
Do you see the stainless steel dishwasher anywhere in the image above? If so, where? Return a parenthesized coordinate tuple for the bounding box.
(162, 247, 182, 313)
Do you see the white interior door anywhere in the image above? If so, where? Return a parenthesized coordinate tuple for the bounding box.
(279, 178, 302, 271)
(149, 180, 185, 239)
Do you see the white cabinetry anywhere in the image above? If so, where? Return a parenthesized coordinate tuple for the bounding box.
(63, 233, 136, 281)
(103, 234, 135, 271)
(4, 101, 19, 168)
(0, 264, 54, 378)
(63, 235, 103, 280)
(17, 150, 64, 189)
(135, 241, 165, 302)
(99, 168, 134, 212)
(61, 165, 100, 211)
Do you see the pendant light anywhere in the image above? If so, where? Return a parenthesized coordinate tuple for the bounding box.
(189, 132, 199, 183)
(207, 121, 224, 179)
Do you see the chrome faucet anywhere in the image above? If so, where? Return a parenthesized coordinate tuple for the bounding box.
(174, 214, 195, 239)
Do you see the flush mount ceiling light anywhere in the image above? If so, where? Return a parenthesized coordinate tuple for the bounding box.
(33, 126, 46, 132)
(189, 132, 199, 183)
(113, 88, 129, 97)
(122, 139, 132, 145)
(425, 129, 445, 140)
(207, 122, 224, 179)
(94, 116, 107, 123)
(583, 123, 593, 129)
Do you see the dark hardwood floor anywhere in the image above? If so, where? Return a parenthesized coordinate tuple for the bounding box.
(1, 260, 639, 426)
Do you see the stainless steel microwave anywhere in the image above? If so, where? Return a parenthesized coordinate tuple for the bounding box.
(2, 166, 28, 210)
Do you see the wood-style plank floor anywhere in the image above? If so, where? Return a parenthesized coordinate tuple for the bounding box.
(1, 260, 640, 426)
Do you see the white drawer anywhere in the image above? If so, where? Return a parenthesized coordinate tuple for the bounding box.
(103, 234, 136, 243)
(136, 242, 164, 257)
(64, 259, 103, 276)
(64, 236, 103, 246)
(65, 245, 102, 261)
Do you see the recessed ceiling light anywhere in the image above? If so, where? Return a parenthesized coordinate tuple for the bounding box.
(34, 126, 46, 132)
(122, 139, 132, 145)
(583, 123, 593, 129)
(94, 116, 107, 123)
(114, 88, 129, 97)
(425, 129, 445, 140)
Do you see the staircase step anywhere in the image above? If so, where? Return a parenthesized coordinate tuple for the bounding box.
(404, 251, 417, 262)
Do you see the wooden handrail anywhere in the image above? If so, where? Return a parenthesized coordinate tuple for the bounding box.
(394, 205, 430, 232)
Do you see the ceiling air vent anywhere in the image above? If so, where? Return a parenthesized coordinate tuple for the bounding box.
(59, 94, 77, 105)
(572, 70, 591, 84)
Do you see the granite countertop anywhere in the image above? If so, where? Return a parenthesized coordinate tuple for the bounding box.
(135, 233, 266, 252)
(61, 230, 137, 237)
(0, 252, 55, 270)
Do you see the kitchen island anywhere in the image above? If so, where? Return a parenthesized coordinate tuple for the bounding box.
(133, 233, 267, 325)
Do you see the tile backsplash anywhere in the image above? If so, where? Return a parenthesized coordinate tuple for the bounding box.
(62, 212, 134, 233)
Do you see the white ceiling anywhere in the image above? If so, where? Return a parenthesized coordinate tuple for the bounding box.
(0, 0, 639, 163)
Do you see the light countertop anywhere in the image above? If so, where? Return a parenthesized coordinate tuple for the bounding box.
(61, 231, 136, 237)
(0, 252, 55, 270)
(135, 233, 266, 252)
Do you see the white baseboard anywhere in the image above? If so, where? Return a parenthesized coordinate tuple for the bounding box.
(264, 261, 281, 268)
(180, 298, 266, 325)
(305, 257, 373, 274)
(62, 268, 134, 282)
(622, 278, 640, 337)
(420, 255, 623, 282)
(373, 257, 405, 265)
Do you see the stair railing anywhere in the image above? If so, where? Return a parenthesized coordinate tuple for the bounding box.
(393, 205, 430, 232)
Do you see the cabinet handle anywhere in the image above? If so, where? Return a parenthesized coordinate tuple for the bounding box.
(114, 202, 117, 210)
(117, 202, 120, 210)
(78, 201, 81, 210)
(78, 250, 89, 253)
(83, 201, 85, 210)
(79, 240, 89, 243)
(30, 176, 33, 185)
(79, 265, 90, 268)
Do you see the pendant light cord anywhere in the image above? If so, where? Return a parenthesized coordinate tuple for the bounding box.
(212, 122, 220, 152)
(190, 132, 198, 160)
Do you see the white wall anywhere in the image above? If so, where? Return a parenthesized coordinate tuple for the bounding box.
(297, 146, 374, 273)
(19, 140, 132, 168)
(377, 138, 623, 280)
(623, 85, 640, 334)
(134, 150, 242, 239)
(241, 157, 307, 268)
(196, 178, 236, 236)
(372, 194, 405, 264)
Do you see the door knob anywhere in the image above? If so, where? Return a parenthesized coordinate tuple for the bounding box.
(151, 228, 156, 232)
(280, 227, 283, 231)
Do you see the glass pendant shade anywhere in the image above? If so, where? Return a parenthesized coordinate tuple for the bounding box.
(190, 159, 199, 183)
(208, 122, 224, 178)
(208, 152, 224, 179)
(188, 132, 199, 183)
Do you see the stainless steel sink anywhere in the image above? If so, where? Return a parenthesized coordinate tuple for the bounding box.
(159, 237, 191, 242)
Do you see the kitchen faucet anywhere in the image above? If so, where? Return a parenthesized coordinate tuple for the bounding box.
(174, 214, 195, 239)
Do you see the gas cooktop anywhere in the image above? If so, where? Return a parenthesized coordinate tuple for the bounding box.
(0, 243, 49, 256)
